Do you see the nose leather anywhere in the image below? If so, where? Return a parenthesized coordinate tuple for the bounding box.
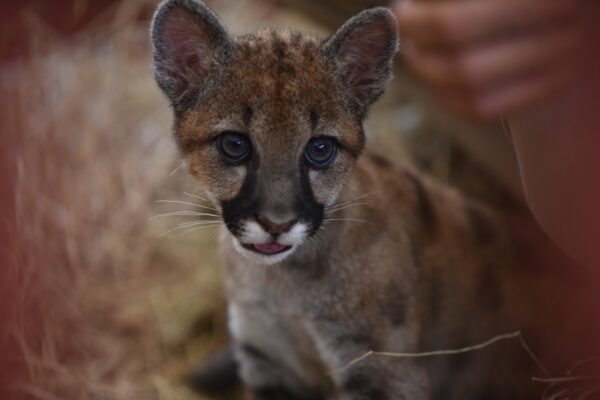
(256, 215, 297, 235)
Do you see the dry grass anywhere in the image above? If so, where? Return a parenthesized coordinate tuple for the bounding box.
(1, 1, 513, 399)
(5, 1, 246, 398)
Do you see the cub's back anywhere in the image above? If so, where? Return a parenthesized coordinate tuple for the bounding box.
(348, 150, 596, 398)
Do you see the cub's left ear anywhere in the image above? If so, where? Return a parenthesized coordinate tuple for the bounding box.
(322, 7, 399, 114)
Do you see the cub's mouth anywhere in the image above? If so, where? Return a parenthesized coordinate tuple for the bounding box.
(242, 242, 293, 256)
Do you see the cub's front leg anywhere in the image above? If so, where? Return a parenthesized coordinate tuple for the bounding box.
(307, 320, 431, 400)
(228, 302, 331, 400)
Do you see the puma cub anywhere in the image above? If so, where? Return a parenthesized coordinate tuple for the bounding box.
(151, 1, 593, 399)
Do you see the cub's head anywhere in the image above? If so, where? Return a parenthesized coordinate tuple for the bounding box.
(151, 0, 398, 264)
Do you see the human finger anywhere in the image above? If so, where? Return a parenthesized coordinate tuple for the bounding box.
(435, 62, 581, 119)
(395, 0, 579, 49)
(405, 24, 584, 93)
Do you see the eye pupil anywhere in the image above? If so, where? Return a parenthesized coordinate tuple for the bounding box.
(218, 132, 251, 162)
(305, 137, 337, 168)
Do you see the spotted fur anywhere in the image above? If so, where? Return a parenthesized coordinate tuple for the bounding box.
(151, 1, 595, 399)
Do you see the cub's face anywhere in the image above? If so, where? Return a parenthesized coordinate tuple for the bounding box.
(151, 0, 397, 264)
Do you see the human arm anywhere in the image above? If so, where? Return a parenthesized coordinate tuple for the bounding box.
(393, 0, 600, 268)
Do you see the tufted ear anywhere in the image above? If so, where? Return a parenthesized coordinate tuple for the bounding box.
(150, 0, 234, 104)
(322, 8, 399, 114)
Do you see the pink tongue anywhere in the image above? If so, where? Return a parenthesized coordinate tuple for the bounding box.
(254, 243, 287, 255)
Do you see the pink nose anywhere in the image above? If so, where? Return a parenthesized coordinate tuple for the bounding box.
(256, 215, 297, 235)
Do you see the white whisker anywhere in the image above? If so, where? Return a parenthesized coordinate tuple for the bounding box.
(155, 199, 218, 211)
(328, 200, 368, 209)
(169, 162, 185, 176)
(148, 211, 221, 221)
(327, 192, 378, 209)
(158, 221, 222, 237)
(327, 199, 365, 208)
(177, 224, 223, 237)
(306, 235, 319, 257)
(323, 218, 373, 224)
(327, 201, 359, 211)
(326, 202, 368, 214)
(183, 192, 209, 202)
(177, 220, 221, 227)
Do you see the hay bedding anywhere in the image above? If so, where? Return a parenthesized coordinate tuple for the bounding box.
(2, 1, 511, 399)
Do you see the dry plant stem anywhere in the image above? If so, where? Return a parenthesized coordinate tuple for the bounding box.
(331, 331, 522, 375)
(543, 384, 599, 400)
(519, 333, 553, 377)
(533, 376, 600, 384)
(568, 356, 600, 374)
(332, 330, 600, 398)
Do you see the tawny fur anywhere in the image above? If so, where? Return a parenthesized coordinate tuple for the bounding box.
(151, 1, 596, 399)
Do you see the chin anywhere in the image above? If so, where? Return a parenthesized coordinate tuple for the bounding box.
(232, 239, 298, 265)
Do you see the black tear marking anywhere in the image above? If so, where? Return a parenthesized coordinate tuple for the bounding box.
(465, 202, 496, 245)
(298, 163, 325, 237)
(405, 171, 437, 239)
(221, 162, 259, 236)
(221, 149, 324, 240)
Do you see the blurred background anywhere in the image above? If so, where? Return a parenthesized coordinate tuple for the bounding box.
(0, 1, 521, 399)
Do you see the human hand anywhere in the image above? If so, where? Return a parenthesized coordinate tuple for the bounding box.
(393, 0, 597, 119)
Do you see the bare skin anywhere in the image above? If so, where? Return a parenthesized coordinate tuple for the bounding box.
(394, 0, 600, 268)
(394, 0, 595, 118)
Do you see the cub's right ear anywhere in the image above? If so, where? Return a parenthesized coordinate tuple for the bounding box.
(150, 0, 234, 104)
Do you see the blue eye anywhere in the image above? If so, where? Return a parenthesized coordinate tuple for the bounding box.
(218, 132, 251, 162)
(305, 137, 337, 168)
